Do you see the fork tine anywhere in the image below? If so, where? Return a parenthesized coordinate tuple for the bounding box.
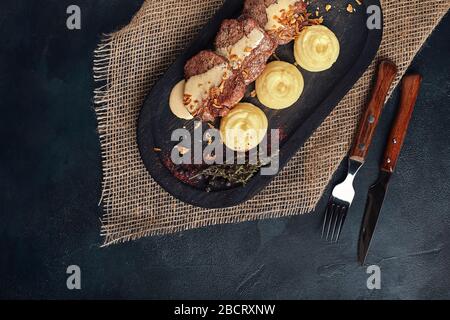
(333, 207, 348, 243)
(330, 205, 340, 241)
(325, 203, 336, 241)
(320, 157, 362, 242)
(322, 198, 350, 243)
(321, 204, 331, 239)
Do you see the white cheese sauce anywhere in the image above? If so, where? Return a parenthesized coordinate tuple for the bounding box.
(184, 63, 230, 113)
(265, 0, 299, 30)
(169, 80, 193, 120)
(217, 28, 264, 68)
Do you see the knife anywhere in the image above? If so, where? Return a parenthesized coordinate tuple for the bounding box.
(358, 74, 423, 265)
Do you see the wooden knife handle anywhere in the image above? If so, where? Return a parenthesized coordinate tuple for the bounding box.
(381, 74, 422, 173)
(350, 60, 398, 163)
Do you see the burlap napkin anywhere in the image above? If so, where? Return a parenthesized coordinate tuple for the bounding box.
(94, 0, 449, 246)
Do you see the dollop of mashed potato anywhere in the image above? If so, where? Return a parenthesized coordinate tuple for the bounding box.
(294, 25, 340, 72)
(220, 103, 268, 152)
(256, 61, 304, 109)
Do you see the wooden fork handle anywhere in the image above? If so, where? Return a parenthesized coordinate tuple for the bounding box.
(381, 74, 422, 173)
(350, 60, 398, 163)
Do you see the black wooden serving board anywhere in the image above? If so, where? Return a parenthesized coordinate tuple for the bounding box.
(138, 0, 383, 208)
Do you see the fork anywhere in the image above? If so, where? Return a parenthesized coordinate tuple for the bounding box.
(321, 60, 398, 243)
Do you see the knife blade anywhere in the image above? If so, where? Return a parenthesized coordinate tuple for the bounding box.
(358, 74, 423, 265)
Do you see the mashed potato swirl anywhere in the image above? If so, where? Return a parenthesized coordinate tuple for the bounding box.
(256, 61, 304, 110)
(294, 25, 340, 72)
(220, 103, 268, 152)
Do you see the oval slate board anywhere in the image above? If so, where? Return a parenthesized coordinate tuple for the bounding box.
(138, 0, 383, 208)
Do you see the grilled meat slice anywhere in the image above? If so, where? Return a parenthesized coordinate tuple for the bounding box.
(183, 50, 246, 122)
(215, 17, 277, 85)
(243, 0, 308, 45)
(184, 50, 227, 79)
(242, 0, 277, 29)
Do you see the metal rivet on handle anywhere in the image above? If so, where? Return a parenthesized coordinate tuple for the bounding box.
(359, 143, 366, 151)
(392, 138, 397, 144)
(368, 115, 375, 124)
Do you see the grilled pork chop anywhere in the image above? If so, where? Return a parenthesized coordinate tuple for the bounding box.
(215, 17, 276, 84)
(183, 50, 246, 122)
(243, 0, 308, 45)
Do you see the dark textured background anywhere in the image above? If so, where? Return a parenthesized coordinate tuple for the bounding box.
(0, 0, 449, 299)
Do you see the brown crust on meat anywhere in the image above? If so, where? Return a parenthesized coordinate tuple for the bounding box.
(242, 0, 275, 28)
(243, 0, 308, 45)
(184, 50, 227, 79)
(199, 72, 247, 122)
(214, 19, 244, 48)
(183, 51, 247, 122)
(264, 0, 277, 6)
(218, 73, 247, 109)
(241, 33, 277, 83)
(215, 17, 277, 84)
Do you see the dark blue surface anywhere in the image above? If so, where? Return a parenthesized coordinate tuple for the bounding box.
(0, 1, 449, 299)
